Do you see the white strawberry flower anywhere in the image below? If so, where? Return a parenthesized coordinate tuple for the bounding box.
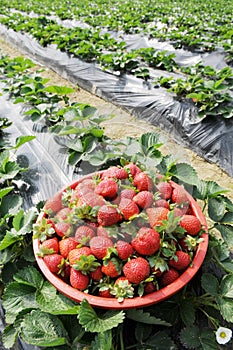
(216, 327, 232, 345)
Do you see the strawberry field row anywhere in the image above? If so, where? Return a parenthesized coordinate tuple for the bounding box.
(0, 52, 233, 349)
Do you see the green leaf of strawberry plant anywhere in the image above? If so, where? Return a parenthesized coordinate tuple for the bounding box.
(2, 282, 38, 324)
(2, 324, 19, 349)
(216, 296, 233, 323)
(36, 281, 80, 315)
(0, 187, 14, 200)
(208, 197, 226, 221)
(169, 162, 199, 186)
(215, 224, 233, 249)
(12, 208, 37, 235)
(43, 85, 74, 95)
(179, 298, 196, 326)
(13, 266, 44, 289)
(142, 330, 177, 350)
(78, 299, 125, 332)
(180, 326, 218, 350)
(126, 309, 171, 326)
(0, 194, 22, 217)
(20, 309, 69, 347)
(201, 273, 219, 297)
(220, 274, 233, 298)
(135, 323, 153, 343)
(12, 135, 36, 151)
(90, 330, 112, 350)
(194, 180, 229, 200)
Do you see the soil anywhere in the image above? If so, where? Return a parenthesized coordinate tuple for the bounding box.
(1, 39, 233, 200)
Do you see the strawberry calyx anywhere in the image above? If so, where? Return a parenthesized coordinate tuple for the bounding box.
(33, 217, 55, 242)
(72, 254, 101, 275)
(111, 277, 134, 302)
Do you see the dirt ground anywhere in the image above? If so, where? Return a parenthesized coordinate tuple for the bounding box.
(1, 39, 233, 200)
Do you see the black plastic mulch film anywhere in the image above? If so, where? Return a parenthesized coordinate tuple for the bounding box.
(0, 15, 233, 196)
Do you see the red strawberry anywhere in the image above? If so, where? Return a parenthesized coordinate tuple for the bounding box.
(54, 222, 72, 237)
(124, 163, 141, 178)
(97, 205, 122, 226)
(123, 257, 150, 284)
(133, 191, 154, 209)
(120, 188, 137, 200)
(156, 182, 173, 200)
(116, 240, 133, 260)
(75, 179, 96, 197)
(113, 277, 134, 301)
(171, 187, 189, 205)
(55, 207, 72, 221)
(59, 237, 78, 258)
(160, 268, 179, 287)
(39, 237, 59, 255)
(68, 247, 92, 266)
(179, 235, 200, 251)
(98, 289, 113, 298)
(90, 236, 114, 259)
(131, 227, 160, 256)
(75, 225, 96, 244)
(97, 225, 109, 238)
(90, 266, 103, 281)
(44, 191, 64, 214)
(143, 282, 156, 295)
(95, 178, 118, 199)
(154, 199, 170, 209)
(43, 253, 65, 274)
(59, 264, 71, 283)
(168, 251, 191, 270)
(133, 172, 153, 192)
(146, 207, 169, 228)
(173, 207, 186, 217)
(70, 267, 89, 290)
(118, 198, 140, 220)
(101, 258, 121, 278)
(179, 215, 201, 236)
(78, 192, 106, 207)
(102, 166, 128, 180)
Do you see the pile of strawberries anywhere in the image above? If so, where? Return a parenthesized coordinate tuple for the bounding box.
(33, 163, 204, 302)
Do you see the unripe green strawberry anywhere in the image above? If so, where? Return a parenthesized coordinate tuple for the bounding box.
(70, 268, 89, 290)
(131, 227, 160, 256)
(123, 257, 150, 284)
(168, 251, 191, 270)
(179, 215, 202, 236)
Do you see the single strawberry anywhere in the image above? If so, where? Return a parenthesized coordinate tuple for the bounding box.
(120, 188, 137, 200)
(154, 199, 170, 209)
(90, 236, 114, 259)
(75, 225, 96, 244)
(143, 282, 156, 295)
(123, 257, 150, 284)
(54, 222, 72, 237)
(43, 253, 65, 274)
(44, 191, 64, 214)
(59, 237, 78, 258)
(38, 237, 59, 256)
(168, 251, 191, 270)
(72, 254, 101, 275)
(90, 266, 103, 281)
(68, 247, 92, 266)
(54, 207, 72, 221)
(97, 225, 109, 238)
(70, 267, 89, 290)
(75, 179, 96, 197)
(59, 263, 71, 283)
(98, 288, 113, 298)
(160, 268, 180, 287)
(173, 207, 186, 217)
(101, 257, 122, 278)
(179, 235, 203, 251)
(156, 182, 173, 200)
(95, 178, 118, 199)
(179, 215, 202, 236)
(133, 191, 154, 209)
(33, 217, 55, 242)
(131, 227, 160, 256)
(97, 205, 122, 226)
(102, 166, 128, 180)
(78, 192, 106, 207)
(116, 240, 133, 260)
(124, 163, 142, 178)
(146, 207, 169, 228)
(133, 172, 153, 192)
(118, 198, 140, 220)
(171, 187, 189, 205)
